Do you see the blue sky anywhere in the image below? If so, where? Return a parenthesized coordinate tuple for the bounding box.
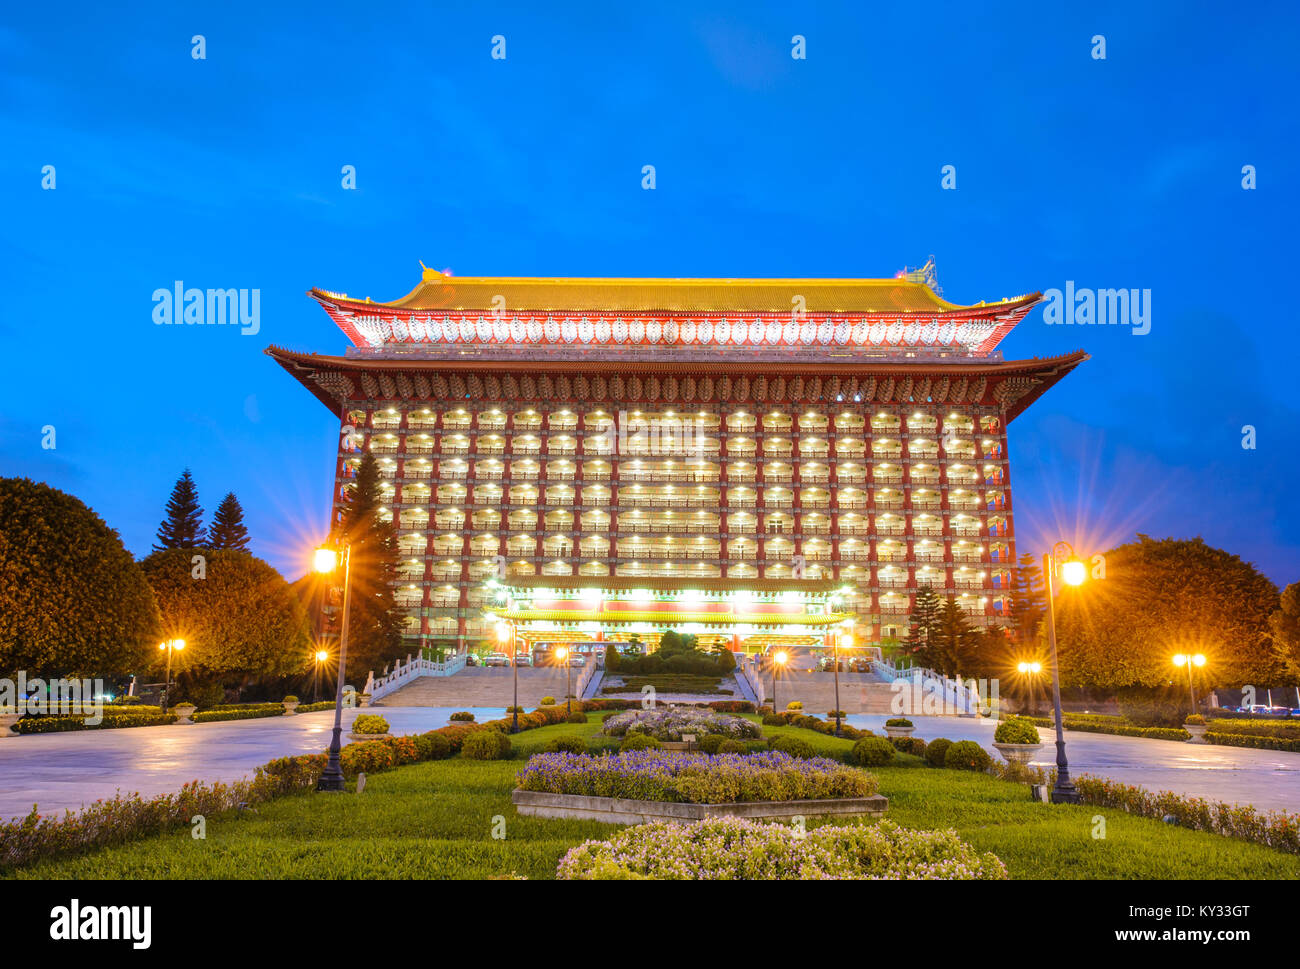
(1, 2, 1296, 584)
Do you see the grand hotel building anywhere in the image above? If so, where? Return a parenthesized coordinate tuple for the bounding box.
(269, 265, 1085, 657)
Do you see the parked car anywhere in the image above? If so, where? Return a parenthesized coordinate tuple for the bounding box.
(484, 652, 511, 668)
(512, 653, 532, 667)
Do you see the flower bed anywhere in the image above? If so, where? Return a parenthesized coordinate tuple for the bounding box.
(12, 708, 176, 733)
(556, 817, 1007, 880)
(516, 749, 873, 804)
(601, 707, 761, 742)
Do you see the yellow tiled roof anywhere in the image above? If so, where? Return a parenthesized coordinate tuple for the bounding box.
(320, 269, 1023, 315)
(501, 609, 850, 626)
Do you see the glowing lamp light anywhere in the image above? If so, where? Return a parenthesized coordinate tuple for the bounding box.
(1017, 661, 1042, 675)
(313, 547, 338, 574)
(1060, 559, 1087, 587)
(1173, 653, 1207, 668)
(496, 623, 511, 644)
(774, 650, 789, 667)
(315, 649, 329, 663)
(555, 647, 569, 661)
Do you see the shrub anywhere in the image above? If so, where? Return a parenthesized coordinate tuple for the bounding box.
(541, 697, 556, 705)
(925, 737, 953, 767)
(786, 701, 803, 711)
(603, 708, 761, 742)
(793, 715, 822, 730)
(619, 733, 663, 752)
(282, 695, 299, 703)
(697, 733, 730, 754)
(1184, 714, 1206, 725)
(545, 735, 588, 754)
(462, 730, 512, 760)
(884, 717, 913, 728)
(994, 716, 1041, 745)
(506, 705, 524, 713)
(762, 714, 786, 727)
(767, 735, 816, 759)
(850, 736, 896, 767)
(944, 740, 993, 772)
(826, 710, 847, 719)
(566, 712, 587, 724)
(340, 740, 395, 776)
(351, 714, 389, 735)
(557, 818, 1007, 880)
(717, 739, 747, 754)
(708, 700, 756, 713)
(449, 711, 476, 722)
(415, 731, 452, 760)
(890, 736, 927, 756)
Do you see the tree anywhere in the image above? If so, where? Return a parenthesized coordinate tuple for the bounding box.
(332, 452, 404, 676)
(154, 469, 206, 550)
(1007, 553, 1046, 643)
(904, 586, 943, 664)
(208, 492, 251, 552)
(1270, 582, 1300, 679)
(0, 478, 160, 677)
(929, 597, 981, 677)
(140, 548, 310, 680)
(1053, 535, 1283, 690)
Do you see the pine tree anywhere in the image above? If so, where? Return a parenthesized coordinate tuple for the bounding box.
(331, 452, 404, 675)
(1008, 552, 1046, 643)
(931, 597, 979, 677)
(905, 586, 944, 665)
(208, 492, 251, 552)
(154, 469, 206, 551)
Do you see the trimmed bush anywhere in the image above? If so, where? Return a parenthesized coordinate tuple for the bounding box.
(619, 733, 663, 752)
(449, 711, 475, 722)
(282, 695, 299, 703)
(850, 736, 896, 767)
(462, 730, 512, 760)
(994, 716, 1041, 745)
(351, 714, 389, 735)
(540, 697, 556, 705)
(884, 717, 913, 728)
(786, 701, 803, 711)
(944, 740, 993, 772)
(1184, 714, 1206, 725)
(717, 739, 747, 754)
(697, 733, 730, 754)
(566, 712, 587, 724)
(767, 735, 816, 759)
(890, 736, 927, 756)
(544, 735, 588, 754)
(925, 737, 953, 767)
(415, 731, 452, 760)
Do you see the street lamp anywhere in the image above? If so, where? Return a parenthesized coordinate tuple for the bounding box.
(158, 639, 185, 710)
(834, 629, 851, 737)
(313, 541, 353, 793)
(313, 648, 329, 703)
(1173, 653, 1207, 715)
(498, 621, 519, 733)
(1042, 544, 1086, 804)
(1017, 660, 1043, 717)
(556, 646, 572, 714)
(772, 649, 788, 712)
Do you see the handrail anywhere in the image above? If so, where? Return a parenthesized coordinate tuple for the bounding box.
(367, 652, 469, 702)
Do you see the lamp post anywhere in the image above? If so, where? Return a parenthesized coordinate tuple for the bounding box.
(158, 638, 185, 710)
(1017, 660, 1043, 717)
(1173, 653, 1206, 715)
(771, 650, 788, 712)
(313, 648, 329, 703)
(498, 621, 519, 733)
(313, 542, 353, 793)
(556, 646, 572, 714)
(833, 629, 850, 737)
(1042, 546, 1086, 804)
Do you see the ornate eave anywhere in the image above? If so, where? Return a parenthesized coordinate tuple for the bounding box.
(265, 345, 1088, 424)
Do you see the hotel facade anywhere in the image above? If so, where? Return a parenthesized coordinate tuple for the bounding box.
(269, 264, 1085, 657)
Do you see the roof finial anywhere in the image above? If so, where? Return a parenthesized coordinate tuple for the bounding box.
(419, 260, 440, 283)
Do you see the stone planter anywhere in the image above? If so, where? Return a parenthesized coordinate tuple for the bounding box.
(348, 732, 389, 742)
(992, 742, 1044, 764)
(1184, 723, 1208, 744)
(282, 700, 299, 716)
(0, 712, 20, 738)
(173, 704, 196, 725)
(511, 789, 888, 824)
(884, 725, 915, 739)
(358, 694, 372, 708)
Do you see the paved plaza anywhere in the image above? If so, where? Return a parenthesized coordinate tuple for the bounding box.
(1, 701, 1296, 822)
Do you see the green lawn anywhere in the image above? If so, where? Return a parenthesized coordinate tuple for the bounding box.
(7, 714, 1297, 880)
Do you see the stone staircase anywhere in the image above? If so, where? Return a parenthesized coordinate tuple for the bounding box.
(376, 667, 574, 708)
(761, 672, 900, 715)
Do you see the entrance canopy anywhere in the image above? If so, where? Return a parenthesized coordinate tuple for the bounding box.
(487, 576, 857, 651)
